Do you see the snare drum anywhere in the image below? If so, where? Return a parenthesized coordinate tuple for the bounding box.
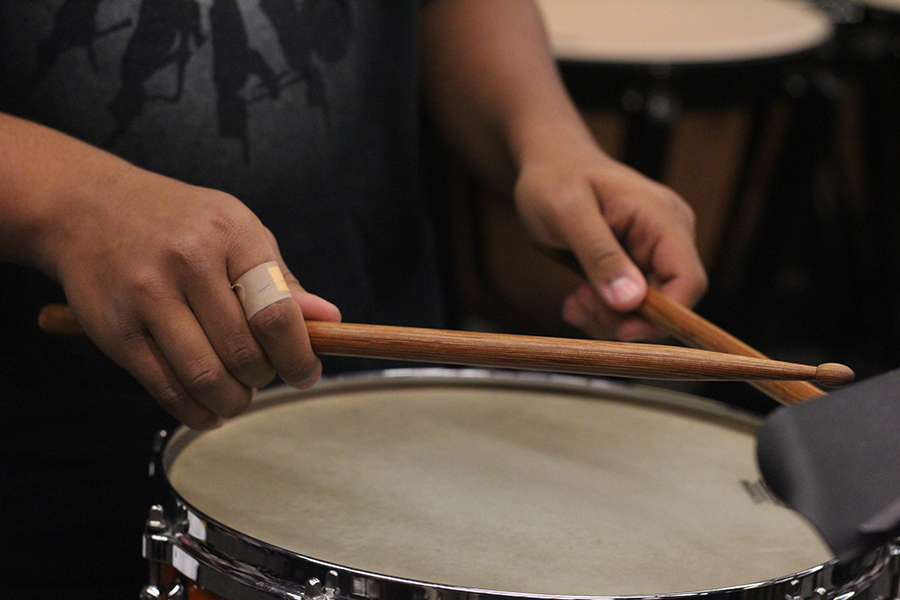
(143, 370, 897, 600)
(438, 0, 834, 336)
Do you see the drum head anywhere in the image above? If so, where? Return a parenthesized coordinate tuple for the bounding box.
(166, 371, 833, 597)
(536, 0, 833, 64)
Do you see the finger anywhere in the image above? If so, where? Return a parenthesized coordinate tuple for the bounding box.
(561, 282, 647, 340)
(262, 227, 341, 321)
(618, 191, 707, 310)
(640, 236, 708, 310)
(561, 284, 617, 339)
(114, 325, 227, 430)
(232, 261, 323, 389)
(276, 258, 342, 323)
(562, 282, 661, 342)
(294, 289, 343, 322)
(558, 200, 648, 313)
(186, 266, 277, 390)
(143, 298, 254, 419)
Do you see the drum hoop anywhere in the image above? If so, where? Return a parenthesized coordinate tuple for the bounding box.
(154, 369, 888, 600)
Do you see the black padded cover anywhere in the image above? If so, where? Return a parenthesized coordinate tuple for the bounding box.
(757, 368, 900, 563)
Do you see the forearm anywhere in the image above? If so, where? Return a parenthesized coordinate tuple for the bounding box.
(0, 112, 136, 276)
(419, 0, 604, 191)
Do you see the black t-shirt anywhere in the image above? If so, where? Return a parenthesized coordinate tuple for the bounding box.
(0, 2, 445, 597)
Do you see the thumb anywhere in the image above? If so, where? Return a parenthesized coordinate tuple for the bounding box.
(569, 220, 647, 313)
(281, 267, 342, 323)
(598, 271, 646, 313)
(263, 227, 342, 323)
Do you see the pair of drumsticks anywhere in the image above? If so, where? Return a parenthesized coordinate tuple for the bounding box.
(38, 250, 851, 406)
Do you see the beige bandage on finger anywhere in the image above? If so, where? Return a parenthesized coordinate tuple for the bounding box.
(232, 261, 293, 319)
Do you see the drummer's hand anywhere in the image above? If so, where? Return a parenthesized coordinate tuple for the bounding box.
(514, 139, 707, 341)
(44, 166, 340, 430)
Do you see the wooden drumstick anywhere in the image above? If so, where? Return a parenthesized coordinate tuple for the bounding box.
(639, 287, 827, 403)
(533, 245, 831, 404)
(37, 303, 853, 386)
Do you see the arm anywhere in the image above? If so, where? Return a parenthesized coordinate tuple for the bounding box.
(0, 112, 340, 428)
(419, 0, 707, 340)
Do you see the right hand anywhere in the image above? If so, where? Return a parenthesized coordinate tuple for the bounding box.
(513, 139, 707, 342)
(41, 164, 340, 429)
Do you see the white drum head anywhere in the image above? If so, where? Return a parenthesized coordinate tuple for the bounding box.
(536, 0, 833, 64)
(167, 374, 833, 597)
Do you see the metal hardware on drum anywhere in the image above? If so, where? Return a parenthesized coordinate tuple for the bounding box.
(141, 505, 186, 600)
(141, 499, 345, 600)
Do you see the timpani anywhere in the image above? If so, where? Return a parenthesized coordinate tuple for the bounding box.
(440, 0, 834, 336)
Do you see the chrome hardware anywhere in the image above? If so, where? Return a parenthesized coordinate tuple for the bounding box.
(142, 504, 186, 600)
(889, 543, 900, 600)
(152, 429, 169, 454)
(324, 570, 340, 599)
(304, 577, 324, 600)
(140, 580, 185, 600)
(304, 572, 340, 600)
(143, 504, 175, 564)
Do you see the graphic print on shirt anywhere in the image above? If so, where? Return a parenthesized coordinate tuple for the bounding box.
(106, 0, 206, 146)
(259, 0, 352, 124)
(27, 0, 353, 162)
(30, 0, 133, 81)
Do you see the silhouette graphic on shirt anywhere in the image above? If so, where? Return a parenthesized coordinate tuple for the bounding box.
(106, 0, 206, 145)
(30, 0, 132, 82)
(259, 0, 352, 123)
(29, 0, 354, 161)
(210, 0, 284, 161)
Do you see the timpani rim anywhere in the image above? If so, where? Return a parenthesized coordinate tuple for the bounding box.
(537, 0, 834, 65)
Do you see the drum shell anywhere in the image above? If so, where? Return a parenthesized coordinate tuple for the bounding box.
(144, 370, 898, 600)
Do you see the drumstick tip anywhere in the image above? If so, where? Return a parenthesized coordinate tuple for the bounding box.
(815, 363, 855, 388)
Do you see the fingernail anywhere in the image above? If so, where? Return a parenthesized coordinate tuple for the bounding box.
(603, 277, 643, 307)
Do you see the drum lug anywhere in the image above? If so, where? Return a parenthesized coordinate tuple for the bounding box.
(785, 579, 827, 600)
(887, 543, 900, 600)
(143, 503, 176, 564)
(304, 571, 341, 600)
(140, 579, 185, 600)
(141, 503, 188, 600)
